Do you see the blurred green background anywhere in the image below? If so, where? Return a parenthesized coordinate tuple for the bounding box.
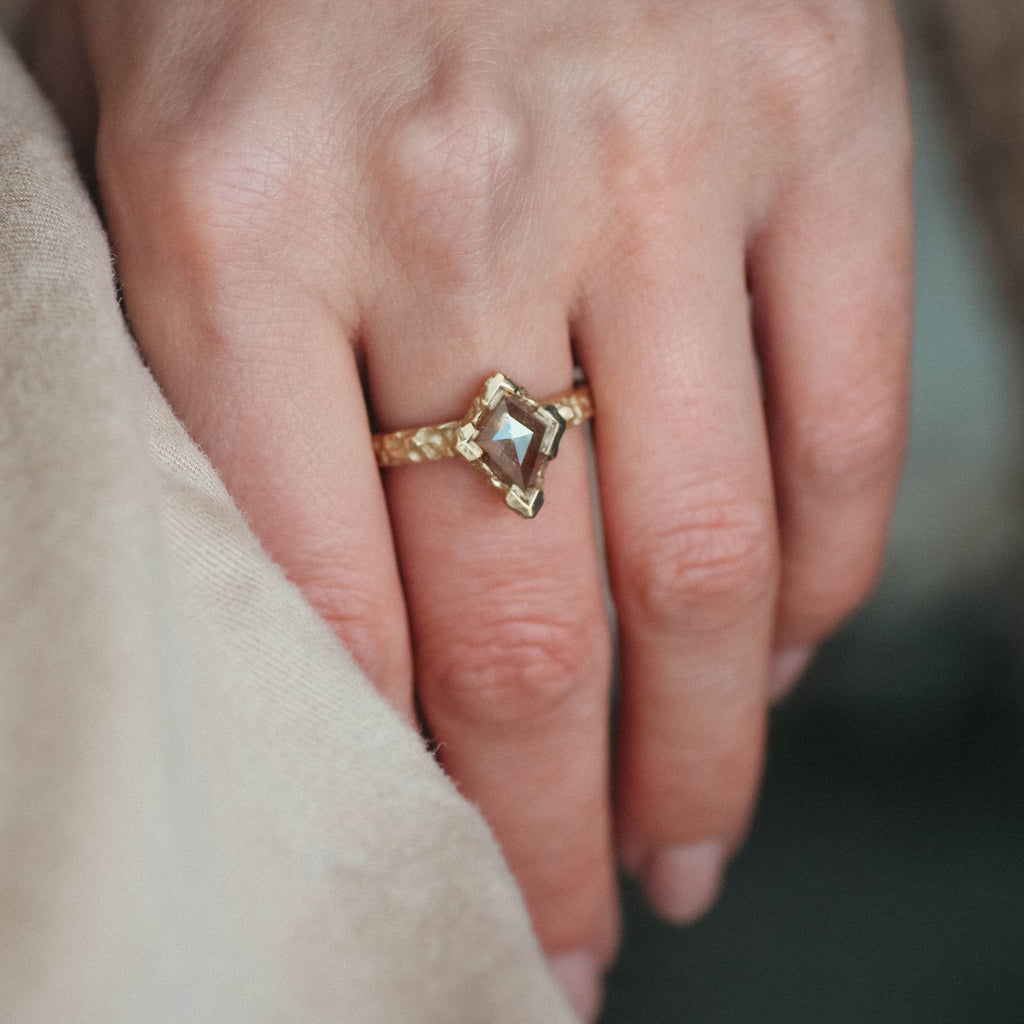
(602, 5, 1024, 1021)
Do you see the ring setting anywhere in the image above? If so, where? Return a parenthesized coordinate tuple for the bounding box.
(373, 373, 593, 518)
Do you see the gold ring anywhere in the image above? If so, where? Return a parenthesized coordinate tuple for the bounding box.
(372, 372, 593, 518)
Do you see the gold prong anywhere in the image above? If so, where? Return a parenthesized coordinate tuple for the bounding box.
(482, 374, 508, 404)
(505, 486, 542, 518)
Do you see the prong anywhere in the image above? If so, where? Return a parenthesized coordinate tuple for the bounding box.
(454, 422, 481, 462)
(482, 373, 510, 405)
(541, 406, 567, 458)
(456, 438, 483, 462)
(505, 486, 543, 518)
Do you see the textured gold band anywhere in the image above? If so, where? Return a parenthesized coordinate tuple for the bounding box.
(373, 384, 593, 468)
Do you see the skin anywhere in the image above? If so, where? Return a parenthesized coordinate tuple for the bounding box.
(25, 0, 913, 1017)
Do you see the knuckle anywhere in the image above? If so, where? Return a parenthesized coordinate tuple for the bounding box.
(622, 497, 778, 634)
(374, 68, 527, 282)
(760, 5, 865, 105)
(388, 92, 522, 205)
(422, 604, 608, 729)
(783, 546, 884, 640)
(794, 376, 908, 494)
(748, 1, 901, 137)
(293, 559, 405, 673)
(100, 105, 296, 285)
(597, 41, 684, 155)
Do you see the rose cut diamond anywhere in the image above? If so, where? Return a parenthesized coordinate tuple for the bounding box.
(476, 394, 548, 491)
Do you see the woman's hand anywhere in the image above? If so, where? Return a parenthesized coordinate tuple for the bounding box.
(28, 0, 912, 1015)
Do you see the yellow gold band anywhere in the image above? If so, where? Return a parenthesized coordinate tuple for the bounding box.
(371, 374, 594, 518)
(372, 383, 593, 468)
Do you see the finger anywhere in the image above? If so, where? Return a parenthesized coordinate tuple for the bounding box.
(578, 203, 774, 924)
(366, 296, 619, 974)
(97, 147, 415, 718)
(751, 101, 914, 700)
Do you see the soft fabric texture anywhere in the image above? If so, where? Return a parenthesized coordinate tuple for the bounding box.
(0, 33, 574, 1024)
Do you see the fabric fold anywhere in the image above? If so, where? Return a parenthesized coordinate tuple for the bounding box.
(0, 34, 574, 1024)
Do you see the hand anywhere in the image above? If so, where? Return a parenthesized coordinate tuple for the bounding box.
(27, 0, 912, 1015)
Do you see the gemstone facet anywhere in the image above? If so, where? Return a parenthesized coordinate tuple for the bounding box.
(454, 373, 569, 518)
(476, 394, 548, 492)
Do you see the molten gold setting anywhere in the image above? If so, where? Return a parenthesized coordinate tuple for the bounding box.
(372, 373, 594, 518)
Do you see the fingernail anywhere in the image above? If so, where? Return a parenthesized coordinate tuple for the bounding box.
(768, 646, 814, 701)
(548, 949, 602, 1022)
(643, 840, 724, 925)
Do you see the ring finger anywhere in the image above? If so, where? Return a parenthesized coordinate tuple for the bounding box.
(365, 289, 619, 979)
